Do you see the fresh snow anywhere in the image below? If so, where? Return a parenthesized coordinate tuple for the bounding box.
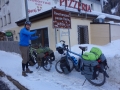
(111, 4, 118, 14)
(97, 14, 106, 19)
(0, 40, 120, 90)
(111, 7, 116, 14)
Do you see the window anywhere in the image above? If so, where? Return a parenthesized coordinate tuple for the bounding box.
(31, 28, 49, 47)
(7, 13, 11, 24)
(4, 15, 7, 26)
(0, 18, 3, 27)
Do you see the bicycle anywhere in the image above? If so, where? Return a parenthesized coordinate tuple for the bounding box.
(28, 44, 53, 71)
(55, 40, 109, 86)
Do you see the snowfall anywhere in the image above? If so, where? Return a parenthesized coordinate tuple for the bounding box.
(0, 40, 120, 90)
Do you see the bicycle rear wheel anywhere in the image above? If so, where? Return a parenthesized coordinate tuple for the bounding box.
(87, 70, 106, 86)
(43, 57, 52, 71)
(55, 58, 74, 74)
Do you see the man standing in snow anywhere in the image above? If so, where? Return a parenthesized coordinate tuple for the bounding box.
(19, 21, 39, 77)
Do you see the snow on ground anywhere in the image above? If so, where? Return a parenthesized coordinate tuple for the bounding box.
(0, 77, 19, 90)
(0, 40, 120, 90)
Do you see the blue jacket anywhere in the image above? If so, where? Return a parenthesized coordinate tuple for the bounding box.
(19, 27, 38, 46)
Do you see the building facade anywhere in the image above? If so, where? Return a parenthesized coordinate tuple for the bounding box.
(0, 0, 25, 41)
(1, 0, 120, 51)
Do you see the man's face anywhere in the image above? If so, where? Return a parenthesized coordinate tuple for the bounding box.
(25, 24, 31, 30)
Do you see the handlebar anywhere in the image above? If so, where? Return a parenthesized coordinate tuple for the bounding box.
(60, 40, 65, 44)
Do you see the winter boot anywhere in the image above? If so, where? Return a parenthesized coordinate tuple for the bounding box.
(26, 68, 33, 73)
(22, 71, 28, 77)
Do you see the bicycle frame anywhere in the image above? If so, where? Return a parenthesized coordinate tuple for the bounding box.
(65, 48, 83, 63)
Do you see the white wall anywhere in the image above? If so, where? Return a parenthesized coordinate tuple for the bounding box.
(82, 0, 102, 12)
(110, 24, 120, 41)
(0, 0, 23, 31)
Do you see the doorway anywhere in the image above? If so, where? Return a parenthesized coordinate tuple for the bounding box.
(78, 25, 89, 44)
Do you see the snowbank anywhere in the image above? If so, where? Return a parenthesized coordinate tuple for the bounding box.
(71, 40, 120, 84)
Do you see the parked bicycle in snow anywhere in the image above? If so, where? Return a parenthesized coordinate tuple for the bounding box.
(55, 40, 109, 86)
(28, 44, 55, 71)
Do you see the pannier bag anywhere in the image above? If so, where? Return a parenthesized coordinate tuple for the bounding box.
(81, 58, 99, 80)
(60, 56, 71, 74)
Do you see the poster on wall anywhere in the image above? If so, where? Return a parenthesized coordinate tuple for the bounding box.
(27, 0, 59, 17)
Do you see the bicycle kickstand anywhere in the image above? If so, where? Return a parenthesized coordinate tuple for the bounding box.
(82, 79, 87, 86)
(36, 65, 41, 72)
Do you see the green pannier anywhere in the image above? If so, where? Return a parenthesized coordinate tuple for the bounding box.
(90, 47, 102, 59)
(82, 52, 97, 61)
(35, 48, 45, 54)
(35, 47, 50, 54)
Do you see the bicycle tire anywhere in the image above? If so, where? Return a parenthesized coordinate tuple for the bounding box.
(43, 57, 52, 71)
(55, 59, 74, 74)
(87, 71, 106, 86)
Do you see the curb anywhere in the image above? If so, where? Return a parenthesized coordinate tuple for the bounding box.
(0, 70, 28, 90)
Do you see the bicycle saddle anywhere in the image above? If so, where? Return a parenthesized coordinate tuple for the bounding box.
(79, 46, 87, 51)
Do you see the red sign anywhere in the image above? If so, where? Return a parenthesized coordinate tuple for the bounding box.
(60, 0, 91, 12)
(52, 8, 71, 29)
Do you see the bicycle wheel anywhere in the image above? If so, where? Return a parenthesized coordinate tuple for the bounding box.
(55, 58, 74, 74)
(87, 70, 106, 86)
(43, 57, 52, 71)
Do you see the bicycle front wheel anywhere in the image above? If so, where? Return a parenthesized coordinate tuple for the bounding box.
(55, 58, 74, 74)
(43, 57, 52, 71)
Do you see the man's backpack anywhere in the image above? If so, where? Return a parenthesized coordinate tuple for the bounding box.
(60, 56, 71, 74)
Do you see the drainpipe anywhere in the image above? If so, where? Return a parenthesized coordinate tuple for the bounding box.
(24, 0, 29, 21)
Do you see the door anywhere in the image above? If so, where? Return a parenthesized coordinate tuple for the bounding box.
(78, 25, 89, 44)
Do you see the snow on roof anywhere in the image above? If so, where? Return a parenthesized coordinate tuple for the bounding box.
(55, 5, 120, 21)
(97, 14, 106, 19)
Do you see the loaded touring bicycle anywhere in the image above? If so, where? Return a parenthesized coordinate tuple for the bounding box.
(55, 40, 109, 86)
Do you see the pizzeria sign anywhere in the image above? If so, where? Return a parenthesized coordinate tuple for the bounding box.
(60, 0, 91, 12)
